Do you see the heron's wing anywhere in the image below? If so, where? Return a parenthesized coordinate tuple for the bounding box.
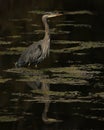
(24, 43, 42, 63)
(31, 44, 42, 63)
(17, 40, 44, 67)
(19, 42, 41, 63)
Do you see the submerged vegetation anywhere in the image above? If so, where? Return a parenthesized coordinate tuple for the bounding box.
(0, 76, 11, 83)
(5, 63, 103, 86)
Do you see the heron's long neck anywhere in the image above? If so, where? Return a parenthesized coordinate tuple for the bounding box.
(42, 17, 50, 39)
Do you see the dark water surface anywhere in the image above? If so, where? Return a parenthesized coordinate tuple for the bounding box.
(0, 0, 104, 130)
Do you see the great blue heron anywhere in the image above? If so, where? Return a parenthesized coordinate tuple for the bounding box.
(15, 12, 63, 67)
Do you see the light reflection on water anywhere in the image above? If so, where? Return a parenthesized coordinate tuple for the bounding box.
(0, 62, 104, 129)
(0, 0, 104, 129)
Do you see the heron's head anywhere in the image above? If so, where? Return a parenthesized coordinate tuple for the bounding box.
(42, 12, 63, 19)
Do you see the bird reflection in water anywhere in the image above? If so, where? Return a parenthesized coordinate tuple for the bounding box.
(27, 80, 62, 124)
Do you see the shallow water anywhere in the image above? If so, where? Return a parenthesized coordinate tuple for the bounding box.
(0, 0, 104, 129)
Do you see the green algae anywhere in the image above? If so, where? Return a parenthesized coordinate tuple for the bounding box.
(65, 10, 93, 15)
(0, 41, 12, 45)
(28, 10, 45, 14)
(5, 64, 102, 86)
(51, 41, 104, 53)
(57, 23, 91, 28)
(0, 116, 23, 122)
(8, 47, 26, 52)
(0, 76, 11, 83)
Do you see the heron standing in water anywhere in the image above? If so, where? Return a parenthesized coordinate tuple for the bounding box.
(15, 12, 63, 67)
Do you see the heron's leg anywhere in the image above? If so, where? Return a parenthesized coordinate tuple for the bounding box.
(35, 64, 37, 68)
(15, 62, 17, 67)
(28, 62, 30, 66)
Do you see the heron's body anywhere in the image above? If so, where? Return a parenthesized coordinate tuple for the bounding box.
(17, 38, 50, 67)
(16, 12, 62, 67)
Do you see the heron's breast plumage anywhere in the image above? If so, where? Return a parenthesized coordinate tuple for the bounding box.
(41, 39, 50, 57)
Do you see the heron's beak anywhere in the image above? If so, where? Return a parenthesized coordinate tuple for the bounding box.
(56, 13, 63, 17)
(48, 13, 63, 18)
